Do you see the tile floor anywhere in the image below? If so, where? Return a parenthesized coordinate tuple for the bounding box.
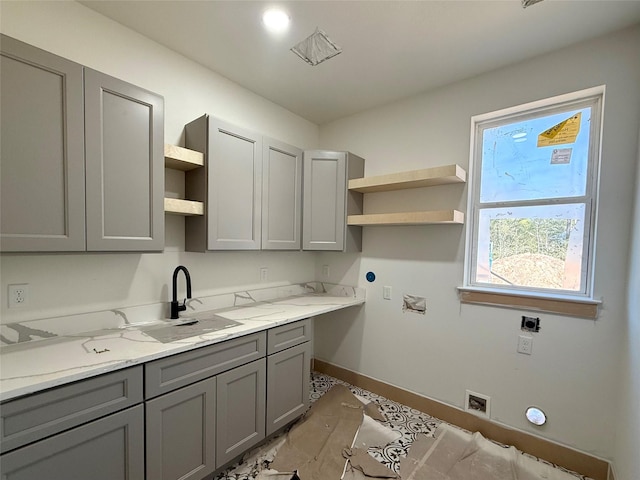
(214, 371, 595, 480)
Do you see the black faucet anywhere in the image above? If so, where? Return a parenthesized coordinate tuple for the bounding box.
(170, 265, 192, 319)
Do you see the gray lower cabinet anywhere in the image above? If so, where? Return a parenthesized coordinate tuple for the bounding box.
(216, 358, 266, 468)
(0, 34, 164, 253)
(144, 357, 267, 479)
(0, 367, 143, 452)
(0, 322, 311, 480)
(266, 341, 311, 436)
(0, 405, 144, 480)
(143, 332, 269, 479)
(144, 331, 266, 399)
(145, 377, 216, 480)
(302, 150, 364, 252)
(0, 367, 144, 480)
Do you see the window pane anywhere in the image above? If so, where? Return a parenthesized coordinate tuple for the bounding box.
(479, 107, 591, 203)
(474, 204, 586, 291)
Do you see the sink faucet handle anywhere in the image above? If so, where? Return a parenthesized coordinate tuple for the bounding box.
(185, 298, 203, 310)
(170, 299, 187, 319)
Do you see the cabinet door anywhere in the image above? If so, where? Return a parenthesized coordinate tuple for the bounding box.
(216, 359, 266, 468)
(0, 34, 86, 252)
(262, 138, 302, 250)
(0, 405, 144, 480)
(266, 342, 311, 436)
(208, 117, 262, 250)
(84, 68, 164, 251)
(146, 377, 216, 480)
(302, 150, 347, 251)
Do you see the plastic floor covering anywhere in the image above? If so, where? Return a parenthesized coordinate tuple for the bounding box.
(214, 371, 595, 480)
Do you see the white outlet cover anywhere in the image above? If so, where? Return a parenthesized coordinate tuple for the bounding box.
(517, 335, 533, 355)
(8, 284, 29, 308)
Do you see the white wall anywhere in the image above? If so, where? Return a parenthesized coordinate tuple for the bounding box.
(612, 127, 640, 479)
(2, 0, 639, 471)
(0, 1, 320, 323)
(315, 25, 640, 461)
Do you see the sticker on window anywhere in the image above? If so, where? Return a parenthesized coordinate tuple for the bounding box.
(537, 112, 581, 147)
(550, 148, 573, 165)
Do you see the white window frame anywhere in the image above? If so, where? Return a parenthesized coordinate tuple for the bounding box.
(461, 87, 605, 315)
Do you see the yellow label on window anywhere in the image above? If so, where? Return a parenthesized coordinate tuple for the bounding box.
(537, 112, 581, 147)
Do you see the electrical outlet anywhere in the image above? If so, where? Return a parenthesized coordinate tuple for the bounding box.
(517, 335, 533, 355)
(260, 267, 268, 281)
(383, 286, 392, 300)
(8, 284, 29, 308)
(322, 265, 330, 277)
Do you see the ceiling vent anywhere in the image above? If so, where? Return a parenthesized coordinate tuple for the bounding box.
(291, 28, 342, 66)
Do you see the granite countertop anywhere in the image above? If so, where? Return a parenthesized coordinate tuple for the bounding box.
(0, 282, 364, 402)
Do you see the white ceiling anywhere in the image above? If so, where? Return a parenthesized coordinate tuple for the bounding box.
(80, 0, 640, 125)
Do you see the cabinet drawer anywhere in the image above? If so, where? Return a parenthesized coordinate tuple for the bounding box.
(145, 332, 266, 398)
(267, 318, 312, 355)
(0, 405, 144, 480)
(0, 366, 142, 453)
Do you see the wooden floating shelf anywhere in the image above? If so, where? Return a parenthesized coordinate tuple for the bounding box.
(164, 198, 204, 216)
(348, 164, 466, 193)
(164, 144, 204, 171)
(347, 210, 464, 226)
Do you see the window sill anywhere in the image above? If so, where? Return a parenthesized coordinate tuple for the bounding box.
(457, 287, 601, 319)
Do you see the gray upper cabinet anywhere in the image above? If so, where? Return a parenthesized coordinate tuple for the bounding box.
(84, 69, 164, 251)
(208, 117, 262, 250)
(0, 35, 164, 253)
(262, 138, 303, 250)
(0, 34, 86, 252)
(185, 116, 303, 251)
(302, 150, 364, 252)
(185, 115, 263, 251)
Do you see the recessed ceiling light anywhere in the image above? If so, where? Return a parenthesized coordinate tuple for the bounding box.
(262, 8, 290, 34)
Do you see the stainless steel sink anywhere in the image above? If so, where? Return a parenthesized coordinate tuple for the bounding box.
(139, 315, 242, 343)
